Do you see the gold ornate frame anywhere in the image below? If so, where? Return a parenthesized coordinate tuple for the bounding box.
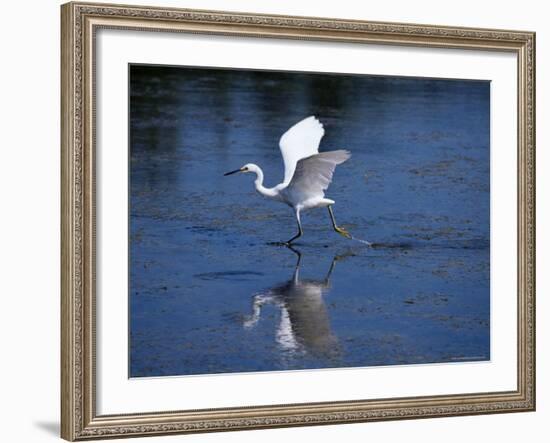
(61, 1, 536, 440)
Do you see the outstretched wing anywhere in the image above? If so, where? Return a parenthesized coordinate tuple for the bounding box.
(287, 150, 351, 198)
(279, 116, 325, 184)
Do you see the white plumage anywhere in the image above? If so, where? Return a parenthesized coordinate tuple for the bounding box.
(279, 116, 326, 184)
(285, 150, 351, 209)
(224, 116, 352, 244)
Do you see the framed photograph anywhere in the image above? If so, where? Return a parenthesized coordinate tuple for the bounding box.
(61, 1, 536, 440)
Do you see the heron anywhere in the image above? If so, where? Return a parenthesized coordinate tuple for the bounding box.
(243, 247, 343, 359)
(224, 116, 353, 245)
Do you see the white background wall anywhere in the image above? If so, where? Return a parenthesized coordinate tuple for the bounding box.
(0, 0, 546, 442)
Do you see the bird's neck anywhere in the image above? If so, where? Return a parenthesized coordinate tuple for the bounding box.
(251, 167, 278, 198)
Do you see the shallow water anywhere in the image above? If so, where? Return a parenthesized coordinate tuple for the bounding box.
(129, 65, 490, 377)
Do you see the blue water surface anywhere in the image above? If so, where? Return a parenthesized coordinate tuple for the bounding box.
(129, 65, 490, 377)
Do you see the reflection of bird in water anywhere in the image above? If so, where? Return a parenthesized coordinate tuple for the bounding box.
(243, 247, 349, 359)
(224, 116, 363, 245)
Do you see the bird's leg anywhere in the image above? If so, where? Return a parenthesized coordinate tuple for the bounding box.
(323, 257, 337, 286)
(324, 251, 356, 285)
(328, 206, 351, 239)
(287, 246, 302, 283)
(285, 209, 303, 245)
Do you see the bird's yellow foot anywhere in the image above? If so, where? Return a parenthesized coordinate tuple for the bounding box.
(334, 226, 352, 239)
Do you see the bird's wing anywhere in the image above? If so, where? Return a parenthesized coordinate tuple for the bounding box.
(279, 116, 325, 184)
(287, 150, 351, 198)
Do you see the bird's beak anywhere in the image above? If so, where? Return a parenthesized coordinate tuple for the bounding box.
(224, 168, 243, 176)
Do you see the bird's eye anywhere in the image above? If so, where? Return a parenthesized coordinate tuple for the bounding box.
(243, 167, 248, 171)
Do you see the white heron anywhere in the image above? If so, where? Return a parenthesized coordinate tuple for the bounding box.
(243, 247, 342, 358)
(224, 116, 353, 245)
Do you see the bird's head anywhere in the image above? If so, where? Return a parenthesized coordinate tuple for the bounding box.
(224, 163, 257, 176)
